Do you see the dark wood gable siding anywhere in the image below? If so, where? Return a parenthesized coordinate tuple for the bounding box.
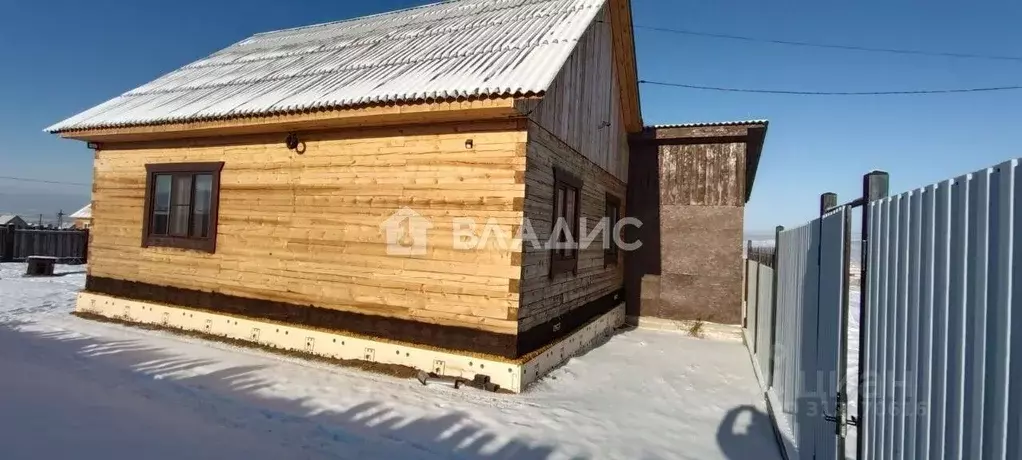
(528, 5, 628, 181)
(658, 142, 747, 207)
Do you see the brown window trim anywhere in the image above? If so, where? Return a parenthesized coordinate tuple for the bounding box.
(550, 166, 582, 278)
(141, 162, 224, 253)
(604, 192, 621, 267)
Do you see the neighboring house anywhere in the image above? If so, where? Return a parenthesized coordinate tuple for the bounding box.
(45, 0, 766, 389)
(0, 215, 29, 228)
(69, 204, 92, 229)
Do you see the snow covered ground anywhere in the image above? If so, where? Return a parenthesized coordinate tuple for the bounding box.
(0, 263, 780, 460)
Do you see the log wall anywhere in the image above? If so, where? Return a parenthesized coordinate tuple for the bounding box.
(518, 122, 626, 332)
(88, 120, 527, 336)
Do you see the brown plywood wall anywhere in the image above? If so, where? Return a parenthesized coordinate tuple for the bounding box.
(623, 141, 660, 317)
(626, 133, 752, 324)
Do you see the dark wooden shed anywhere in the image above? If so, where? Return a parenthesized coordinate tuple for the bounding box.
(625, 120, 768, 325)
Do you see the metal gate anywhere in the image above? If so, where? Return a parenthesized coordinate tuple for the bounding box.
(772, 206, 851, 460)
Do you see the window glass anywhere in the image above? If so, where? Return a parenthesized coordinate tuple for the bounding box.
(549, 167, 582, 277)
(564, 188, 576, 258)
(152, 175, 172, 235)
(192, 174, 213, 238)
(169, 175, 192, 237)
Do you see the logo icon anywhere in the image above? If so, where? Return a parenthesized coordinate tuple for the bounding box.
(380, 207, 433, 256)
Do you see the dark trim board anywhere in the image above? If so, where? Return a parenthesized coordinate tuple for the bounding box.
(517, 288, 623, 356)
(85, 276, 623, 359)
(629, 135, 751, 146)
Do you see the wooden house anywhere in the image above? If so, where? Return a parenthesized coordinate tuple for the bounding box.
(69, 204, 92, 229)
(0, 215, 29, 228)
(47, 0, 642, 392)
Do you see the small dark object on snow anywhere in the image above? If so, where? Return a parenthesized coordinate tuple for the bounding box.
(416, 371, 500, 392)
(26, 256, 58, 277)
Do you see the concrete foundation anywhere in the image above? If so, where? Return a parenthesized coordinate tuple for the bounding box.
(75, 292, 625, 393)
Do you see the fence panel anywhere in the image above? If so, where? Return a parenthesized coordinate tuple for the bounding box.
(767, 208, 847, 460)
(864, 159, 1020, 460)
(744, 260, 760, 347)
(755, 264, 775, 382)
(10, 229, 88, 263)
(774, 220, 818, 436)
(816, 208, 848, 459)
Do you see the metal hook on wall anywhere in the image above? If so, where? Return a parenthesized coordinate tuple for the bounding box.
(285, 133, 307, 154)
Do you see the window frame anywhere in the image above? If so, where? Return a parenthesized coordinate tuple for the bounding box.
(141, 162, 224, 253)
(604, 192, 621, 267)
(549, 166, 582, 278)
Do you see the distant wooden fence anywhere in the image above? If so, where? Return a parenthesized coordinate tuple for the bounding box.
(747, 242, 777, 268)
(0, 228, 88, 264)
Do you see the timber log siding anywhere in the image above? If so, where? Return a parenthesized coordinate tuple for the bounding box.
(626, 123, 766, 324)
(516, 4, 629, 335)
(518, 122, 626, 333)
(88, 120, 529, 354)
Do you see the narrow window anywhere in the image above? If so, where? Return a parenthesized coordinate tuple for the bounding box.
(142, 162, 224, 253)
(604, 193, 621, 266)
(550, 167, 582, 277)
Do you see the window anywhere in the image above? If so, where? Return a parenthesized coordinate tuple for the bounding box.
(550, 167, 582, 277)
(605, 193, 621, 266)
(141, 162, 224, 253)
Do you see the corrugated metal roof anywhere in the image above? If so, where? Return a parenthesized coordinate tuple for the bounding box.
(649, 120, 769, 129)
(47, 0, 606, 133)
(69, 204, 91, 219)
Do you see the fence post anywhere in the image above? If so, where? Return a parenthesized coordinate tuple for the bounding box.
(743, 240, 752, 328)
(821, 192, 838, 215)
(856, 170, 890, 460)
(767, 225, 784, 387)
(82, 229, 89, 264)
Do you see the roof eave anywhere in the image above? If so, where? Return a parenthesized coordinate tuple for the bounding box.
(609, 0, 643, 133)
(52, 97, 525, 143)
(744, 123, 768, 204)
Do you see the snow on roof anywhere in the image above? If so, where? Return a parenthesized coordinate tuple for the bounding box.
(0, 214, 25, 225)
(69, 204, 91, 219)
(46, 0, 606, 133)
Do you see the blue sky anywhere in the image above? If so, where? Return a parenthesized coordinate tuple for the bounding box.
(1, 0, 1020, 231)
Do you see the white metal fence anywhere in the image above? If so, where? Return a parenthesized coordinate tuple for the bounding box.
(862, 159, 1021, 460)
(743, 208, 849, 460)
(744, 260, 777, 381)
